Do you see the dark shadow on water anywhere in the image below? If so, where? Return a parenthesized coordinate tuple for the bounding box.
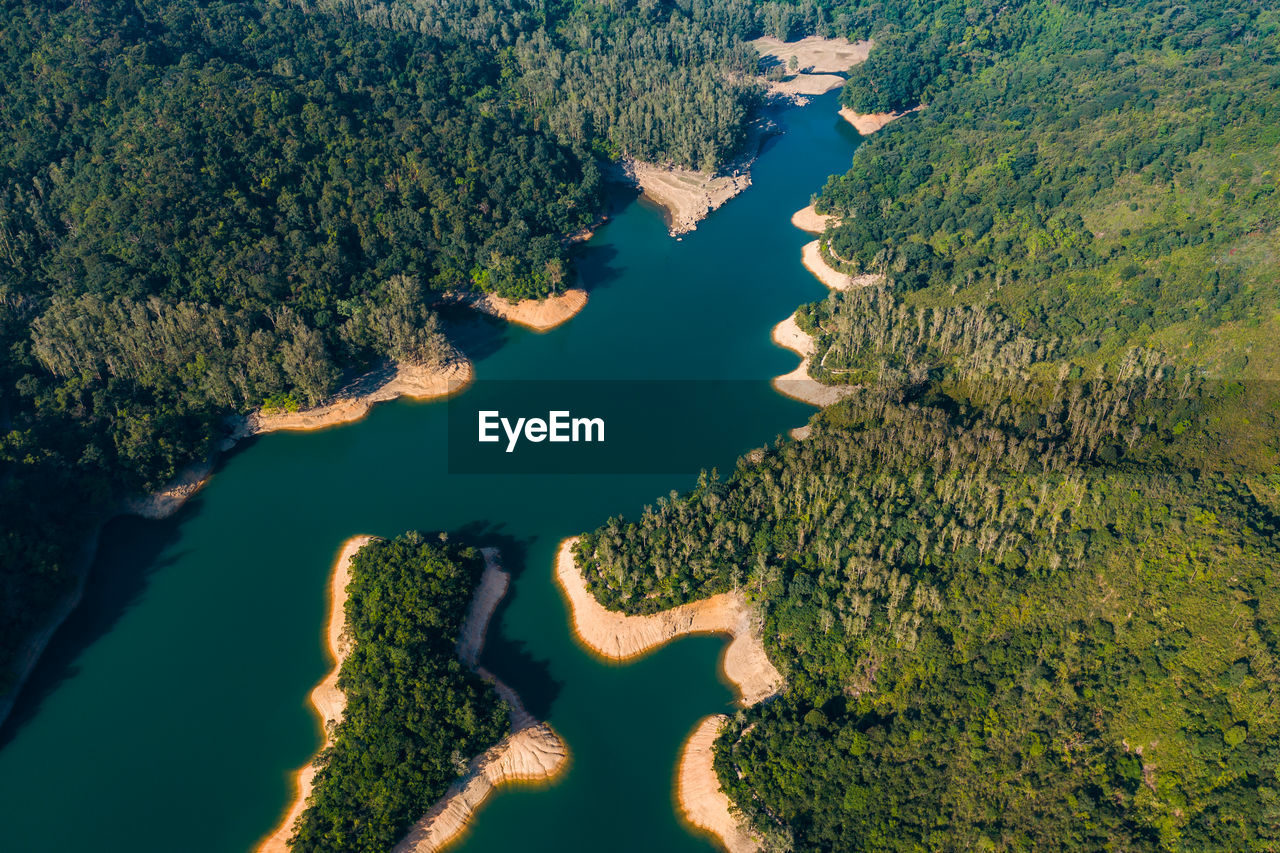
(451, 521, 562, 722)
(440, 306, 510, 365)
(0, 504, 193, 749)
(573, 242, 623, 295)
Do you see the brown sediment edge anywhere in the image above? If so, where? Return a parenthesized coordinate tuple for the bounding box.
(555, 537, 780, 852)
(623, 158, 753, 237)
(677, 715, 758, 853)
(771, 313, 857, 412)
(554, 537, 783, 707)
(790, 204, 835, 234)
(394, 549, 568, 853)
(839, 104, 924, 136)
(800, 239, 883, 291)
(258, 546, 568, 853)
(258, 534, 377, 853)
(470, 288, 589, 332)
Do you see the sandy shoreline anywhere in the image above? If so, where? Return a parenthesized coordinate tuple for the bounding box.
(839, 104, 923, 135)
(555, 538, 783, 706)
(258, 535, 376, 853)
(790, 204, 834, 234)
(771, 313, 857, 409)
(470, 288, 589, 332)
(677, 715, 758, 853)
(624, 158, 753, 237)
(752, 36, 873, 104)
(556, 538, 780, 852)
(259, 546, 567, 853)
(801, 239, 882, 290)
(396, 550, 568, 852)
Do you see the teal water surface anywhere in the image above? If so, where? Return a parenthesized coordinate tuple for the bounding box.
(0, 91, 861, 852)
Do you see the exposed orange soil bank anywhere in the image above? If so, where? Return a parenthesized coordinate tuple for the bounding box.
(677, 715, 758, 853)
(790, 204, 834, 234)
(395, 550, 568, 852)
(125, 359, 471, 521)
(839, 104, 923, 135)
(257, 535, 376, 853)
(554, 538, 783, 706)
(472, 288, 589, 332)
(556, 537, 784, 852)
(260, 546, 567, 853)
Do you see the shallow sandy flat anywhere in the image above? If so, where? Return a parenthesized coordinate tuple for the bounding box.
(839, 104, 923, 135)
(473, 288, 588, 332)
(765, 73, 847, 98)
(771, 313, 857, 408)
(678, 715, 759, 853)
(626, 159, 752, 236)
(791, 204, 834, 234)
(258, 535, 376, 853)
(751, 36, 874, 74)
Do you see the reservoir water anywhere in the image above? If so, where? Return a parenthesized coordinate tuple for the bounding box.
(0, 91, 861, 852)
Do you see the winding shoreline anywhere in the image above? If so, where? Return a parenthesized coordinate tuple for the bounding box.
(677, 715, 758, 853)
(395, 550, 568, 853)
(839, 104, 923, 135)
(259, 545, 567, 853)
(556, 537, 781, 853)
(469, 288, 589, 332)
(554, 538, 782, 706)
(771, 313, 856, 410)
(257, 534, 376, 853)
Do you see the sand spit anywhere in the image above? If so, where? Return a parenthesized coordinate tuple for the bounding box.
(771, 313, 857, 408)
(839, 104, 923, 135)
(624, 159, 753, 237)
(396, 551, 568, 853)
(801, 240, 882, 291)
(555, 538, 782, 707)
(231, 359, 472, 444)
(471, 288, 589, 332)
(678, 715, 758, 853)
(258, 535, 376, 853)
(791, 204, 834, 234)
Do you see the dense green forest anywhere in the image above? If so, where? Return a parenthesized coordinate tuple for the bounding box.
(572, 0, 1280, 849)
(290, 533, 508, 852)
(579, 381, 1280, 849)
(0, 0, 843, 705)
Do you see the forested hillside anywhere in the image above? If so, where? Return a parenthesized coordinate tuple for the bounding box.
(289, 533, 509, 852)
(0, 0, 878, 712)
(574, 0, 1280, 849)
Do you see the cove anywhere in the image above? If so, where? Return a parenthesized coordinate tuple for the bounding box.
(0, 90, 861, 853)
